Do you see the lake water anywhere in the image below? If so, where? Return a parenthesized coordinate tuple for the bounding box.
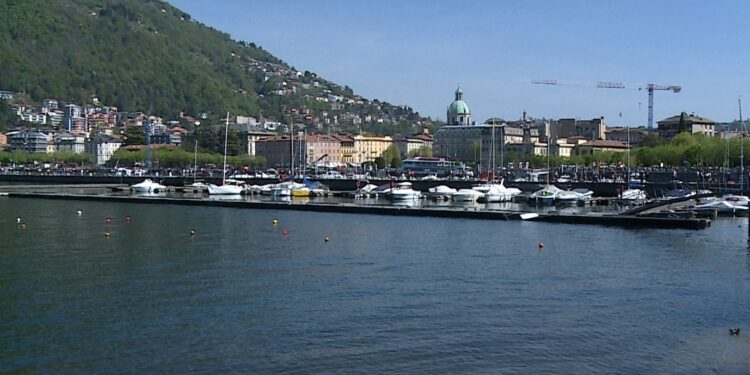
(1, 197, 749, 373)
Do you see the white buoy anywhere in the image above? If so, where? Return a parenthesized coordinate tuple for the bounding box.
(76, 210, 82, 215)
(16, 217, 21, 224)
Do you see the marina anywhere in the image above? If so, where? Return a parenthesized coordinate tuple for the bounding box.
(0, 182, 719, 229)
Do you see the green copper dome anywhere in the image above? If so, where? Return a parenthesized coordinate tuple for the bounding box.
(447, 86, 470, 115)
(448, 100, 470, 115)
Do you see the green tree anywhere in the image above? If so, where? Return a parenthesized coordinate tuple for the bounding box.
(0, 101, 18, 132)
(123, 126, 146, 145)
(374, 156, 386, 169)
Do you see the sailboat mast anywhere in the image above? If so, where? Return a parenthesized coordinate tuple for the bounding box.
(546, 133, 550, 185)
(290, 126, 294, 180)
(491, 124, 495, 181)
(223, 112, 229, 185)
(740, 98, 744, 193)
(627, 125, 631, 185)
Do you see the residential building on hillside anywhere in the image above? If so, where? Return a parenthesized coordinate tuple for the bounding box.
(47, 111, 64, 127)
(7, 130, 53, 153)
(657, 112, 715, 139)
(0, 132, 6, 148)
(20, 112, 47, 125)
(42, 99, 59, 110)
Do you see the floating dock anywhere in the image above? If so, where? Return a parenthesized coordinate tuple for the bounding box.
(6, 192, 710, 230)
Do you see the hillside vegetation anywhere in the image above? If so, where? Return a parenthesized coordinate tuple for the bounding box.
(0, 0, 435, 133)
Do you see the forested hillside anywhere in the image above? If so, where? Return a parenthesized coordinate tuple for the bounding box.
(0, 0, 436, 133)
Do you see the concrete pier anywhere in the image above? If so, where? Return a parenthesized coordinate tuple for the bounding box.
(6, 192, 710, 230)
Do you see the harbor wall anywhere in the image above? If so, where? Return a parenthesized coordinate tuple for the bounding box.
(6, 192, 710, 230)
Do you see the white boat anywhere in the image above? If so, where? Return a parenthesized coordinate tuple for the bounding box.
(131, 179, 166, 193)
(188, 181, 209, 193)
(481, 180, 522, 203)
(388, 182, 421, 200)
(428, 185, 457, 200)
(207, 183, 244, 195)
(694, 195, 749, 214)
(556, 175, 571, 183)
(208, 113, 243, 195)
(259, 184, 275, 195)
(452, 188, 484, 202)
(556, 188, 593, 204)
(620, 188, 647, 201)
(530, 185, 564, 204)
(272, 183, 292, 197)
(719, 194, 750, 206)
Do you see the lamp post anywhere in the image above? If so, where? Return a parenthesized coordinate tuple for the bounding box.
(193, 121, 200, 183)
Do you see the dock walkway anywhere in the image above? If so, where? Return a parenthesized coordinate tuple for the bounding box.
(6, 192, 710, 230)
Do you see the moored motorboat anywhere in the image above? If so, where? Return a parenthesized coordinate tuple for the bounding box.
(452, 188, 484, 202)
(556, 188, 593, 204)
(529, 185, 563, 205)
(428, 185, 457, 200)
(388, 182, 421, 200)
(131, 179, 167, 193)
(694, 196, 749, 215)
(481, 180, 522, 203)
(619, 188, 647, 201)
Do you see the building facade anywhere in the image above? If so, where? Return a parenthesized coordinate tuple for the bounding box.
(86, 134, 122, 165)
(7, 130, 52, 153)
(554, 117, 607, 140)
(657, 112, 716, 139)
(573, 140, 629, 156)
(605, 127, 650, 146)
(352, 135, 393, 164)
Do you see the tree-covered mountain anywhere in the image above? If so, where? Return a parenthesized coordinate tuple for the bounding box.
(0, 0, 439, 134)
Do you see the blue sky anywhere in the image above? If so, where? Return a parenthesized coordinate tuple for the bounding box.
(171, 0, 750, 126)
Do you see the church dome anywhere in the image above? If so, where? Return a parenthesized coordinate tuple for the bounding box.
(447, 86, 471, 116)
(446, 85, 473, 126)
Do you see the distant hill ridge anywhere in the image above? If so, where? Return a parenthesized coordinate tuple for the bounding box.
(0, 0, 436, 134)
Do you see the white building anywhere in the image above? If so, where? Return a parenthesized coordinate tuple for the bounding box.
(20, 112, 47, 125)
(86, 134, 122, 165)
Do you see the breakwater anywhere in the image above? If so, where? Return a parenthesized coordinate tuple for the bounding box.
(7, 192, 710, 229)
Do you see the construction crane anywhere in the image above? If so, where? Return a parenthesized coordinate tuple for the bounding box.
(531, 79, 681, 128)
